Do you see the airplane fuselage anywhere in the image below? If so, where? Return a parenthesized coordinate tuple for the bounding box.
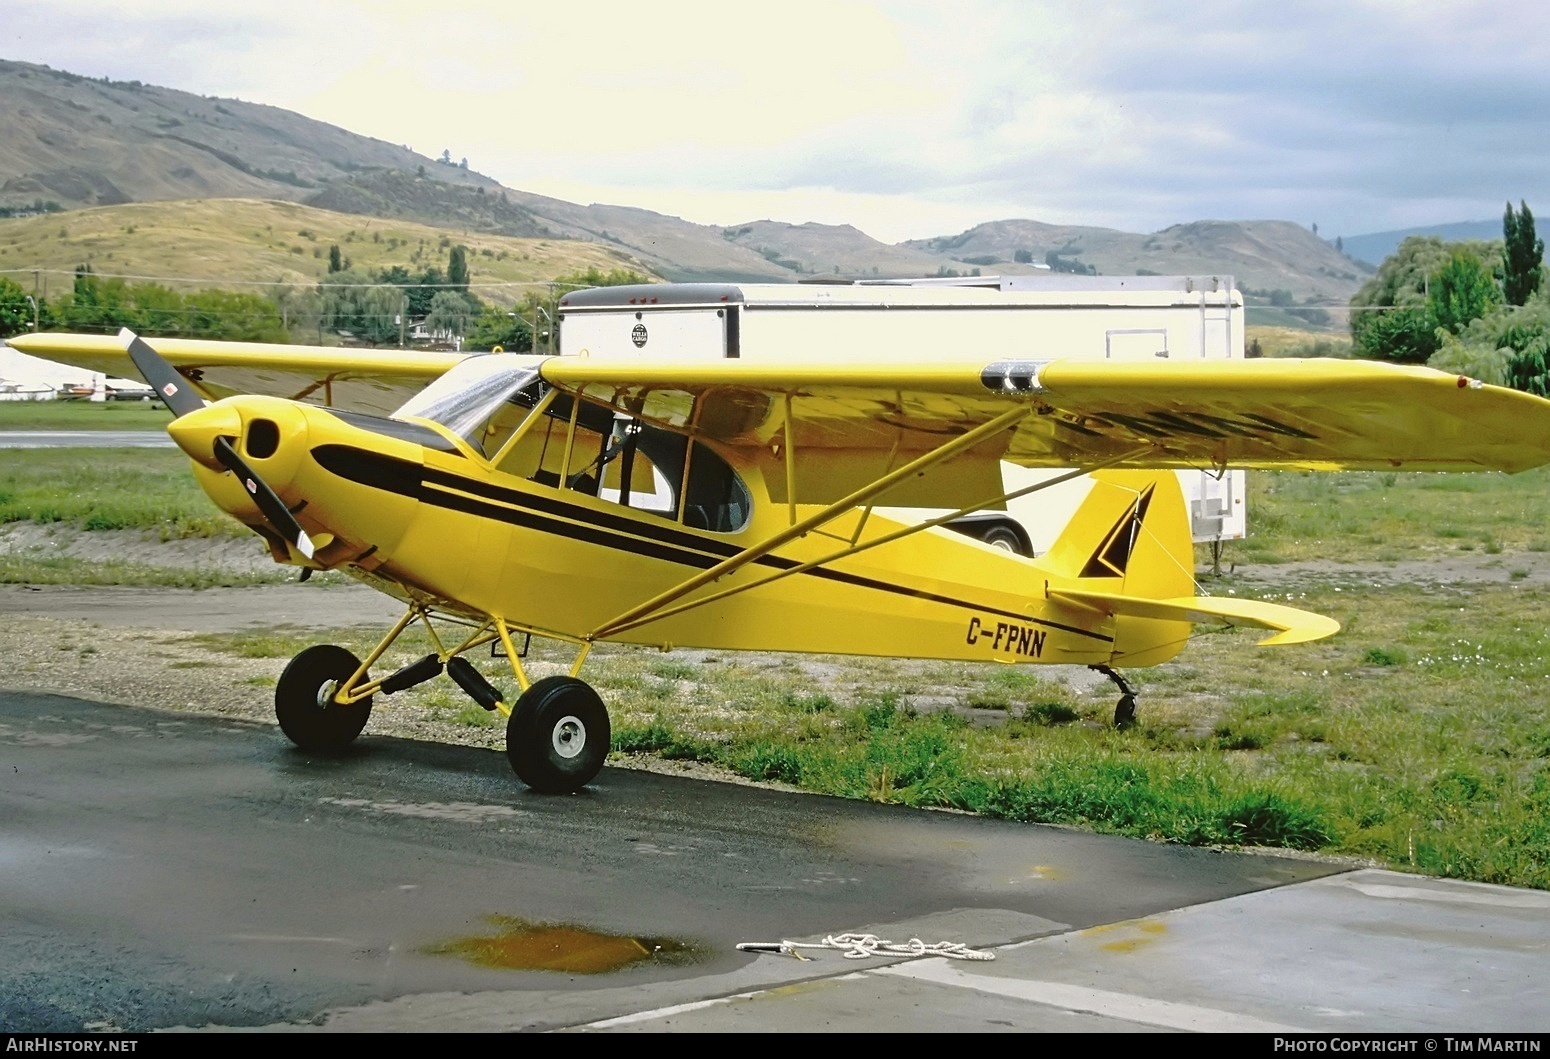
(175, 395, 1175, 668)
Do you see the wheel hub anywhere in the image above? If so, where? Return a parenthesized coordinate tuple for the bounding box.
(551, 715, 586, 759)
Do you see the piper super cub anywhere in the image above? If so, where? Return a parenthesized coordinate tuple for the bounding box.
(11, 327, 1550, 793)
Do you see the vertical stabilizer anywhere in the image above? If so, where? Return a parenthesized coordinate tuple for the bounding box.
(1041, 471, 1196, 666)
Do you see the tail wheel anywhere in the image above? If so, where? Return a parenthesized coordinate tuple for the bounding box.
(506, 676, 610, 793)
(275, 644, 373, 751)
(1114, 693, 1138, 727)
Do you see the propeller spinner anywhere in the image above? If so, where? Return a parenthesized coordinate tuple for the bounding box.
(119, 328, 316, 559)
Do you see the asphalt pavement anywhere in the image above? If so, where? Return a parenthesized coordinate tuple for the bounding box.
(3, 687, 1547, 1035)
(0, 429, 172, 448)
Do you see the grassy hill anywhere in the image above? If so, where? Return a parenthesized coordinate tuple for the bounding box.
(905, 218, 1370, 306)
(1338, 221, 1502, 269)
(0, 57, 1377, 314)
(0, 198, 656, 306)
(719, 220, 952, 279)
(0, 60, 493, 210)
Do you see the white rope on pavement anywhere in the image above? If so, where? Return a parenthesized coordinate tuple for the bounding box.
(737, 932, 995, 961)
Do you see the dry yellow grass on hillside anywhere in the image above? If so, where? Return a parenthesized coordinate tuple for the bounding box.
(1247, 325, 1354, 358)
(0, 198, 656, 306)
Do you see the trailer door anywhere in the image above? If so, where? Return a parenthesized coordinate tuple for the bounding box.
(561, 308, 732, 360)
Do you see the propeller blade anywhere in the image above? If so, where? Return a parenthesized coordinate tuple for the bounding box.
(117, 329, 313, 560)
(213, 436, 316, 560)
(117, 327, 205, 418)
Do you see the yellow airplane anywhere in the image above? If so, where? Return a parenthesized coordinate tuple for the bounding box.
(11, 328, 1550, 793)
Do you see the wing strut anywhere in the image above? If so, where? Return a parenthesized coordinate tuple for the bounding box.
(589, 406, 1028, 640)
(591, 445, 1154, 638)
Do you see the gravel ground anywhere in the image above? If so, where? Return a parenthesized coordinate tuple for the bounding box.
(0, 530, 777, 782)
(4, 526, 1546, 782)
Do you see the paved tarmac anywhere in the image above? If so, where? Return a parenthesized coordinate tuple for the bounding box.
(3, 687, 1547, 1035)
(0, 429, 172, 448)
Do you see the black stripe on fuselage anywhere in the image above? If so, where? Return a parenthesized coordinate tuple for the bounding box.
(310, 444, 1112, 643)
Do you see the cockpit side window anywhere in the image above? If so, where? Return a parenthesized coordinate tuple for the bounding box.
(538, 402, 750, 532)
(681, 440, 751, 532)
(420, 368, 753, 534)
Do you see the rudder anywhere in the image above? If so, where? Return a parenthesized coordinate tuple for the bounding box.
(1041, 471, 1195, 666)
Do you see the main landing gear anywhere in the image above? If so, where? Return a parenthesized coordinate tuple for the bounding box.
(505, 676, 610, 794)
(272, 604, 610, 793)
(1091, 664, 1139, 727)
(275, 644, 375, 750)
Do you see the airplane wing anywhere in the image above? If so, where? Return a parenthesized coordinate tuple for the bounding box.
(11, 333, 1549, 498)
(540, 356, 1550, 506)
(5, 333, 461, 415)
(538, 355, 1550, 508)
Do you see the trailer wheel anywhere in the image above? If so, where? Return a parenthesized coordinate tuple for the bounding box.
(978, 523, 1028, 555)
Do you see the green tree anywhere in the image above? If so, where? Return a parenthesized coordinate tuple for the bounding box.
(448, 244, 469, 290)
(320, 269, 403, 345)
(1505, 341, 1550, 396)
(465, 304, 532, 352)
(272, 284, 323, 341)
(55, 266, 135, 333)
(328, 244, 344, 274)
(553, 266, 654, 291)
(1429, 293, 1550, 395)
(1502, 200, 1544, 306)
(183, 289, 287, 342)
(129, 282, 187, 336)
(1351, 237, 1452, 362)
(1428, 246, 1501, 335)
(0, 277, 40, 338)
(424, 289, 474, 340)
(1355, 306, 1442, 363)
(377, 264, 445, 318)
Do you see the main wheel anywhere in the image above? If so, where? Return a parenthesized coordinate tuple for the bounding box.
(275, 644, 373, 751)
(506, 675, 610, 793)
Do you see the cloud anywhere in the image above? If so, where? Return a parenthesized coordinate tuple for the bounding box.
(6, 0, 1550, 241)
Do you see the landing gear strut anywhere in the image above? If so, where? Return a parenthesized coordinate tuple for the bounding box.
(1091, 664, 1139, 727)
(274, 603, 611, 793)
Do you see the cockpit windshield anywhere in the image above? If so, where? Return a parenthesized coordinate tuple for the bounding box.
(389, 352, 751, 534)
(392, 355, 542, 444)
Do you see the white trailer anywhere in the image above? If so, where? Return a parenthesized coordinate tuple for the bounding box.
(555, 275, 1247, 556)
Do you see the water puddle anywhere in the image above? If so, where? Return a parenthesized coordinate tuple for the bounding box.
(426, 915, 702, 974)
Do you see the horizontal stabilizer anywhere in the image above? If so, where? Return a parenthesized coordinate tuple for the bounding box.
(1049, 588, 1340, 646)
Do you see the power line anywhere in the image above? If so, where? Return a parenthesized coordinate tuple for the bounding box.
(0, 267, 565, 292)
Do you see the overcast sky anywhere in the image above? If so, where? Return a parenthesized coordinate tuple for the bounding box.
(6, 1, 1548, 244)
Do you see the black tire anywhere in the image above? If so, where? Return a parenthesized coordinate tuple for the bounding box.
(275, 644, 373, 751)
(506, 676, 609, 793)
(978, 523, 1027, 555)
(1114, 693, 1138, 728)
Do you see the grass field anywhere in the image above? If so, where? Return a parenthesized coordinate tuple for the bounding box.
(4, 445, 1549, 886)
(1241, 466, 1550, 562)
(0, 399, 172, 430)
(0, 447, 230, 536)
